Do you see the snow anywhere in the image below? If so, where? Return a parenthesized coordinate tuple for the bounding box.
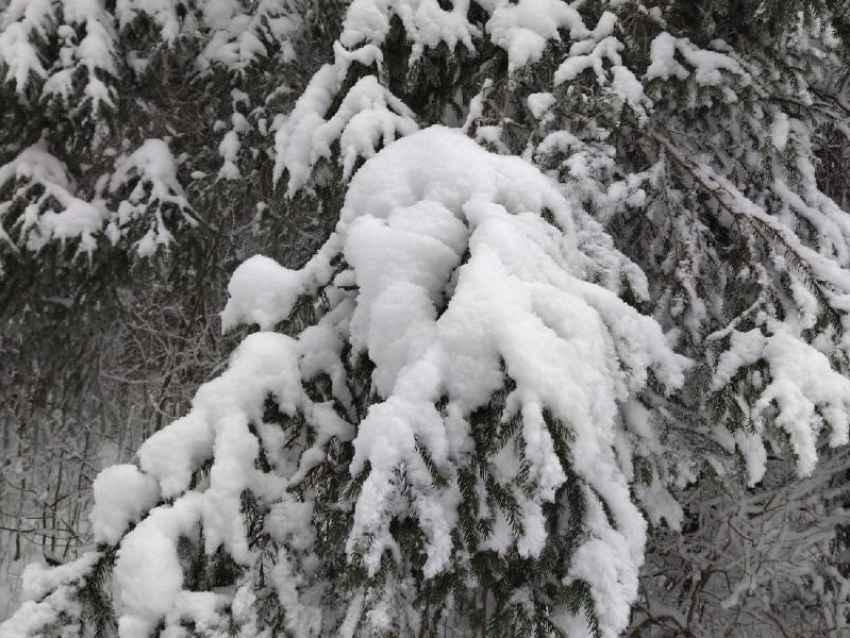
(20, 553, 102, 604)
(109, 139, 187, 207)
(273, 42, 411, 193)
(341, 0, 478, 59)
(712, 328, 850, 480)
(217, 131, 242, 180)
(292, 125, 687, 636)
(0, 142, 107, 254)
(551, 33, 650, 119)
(645, 32, 747, 86)
(114, 495, 205, 638)
(115, 0, 181, 43)
(1, 0, 117, 113)
(197, 0, 301, 73)
(610, 65, 649, 118)
(566, 488, 639, 635)
(38, 123, 689, 638)
(90, 464, 161, 545)
(771, 112, 790, 151)
(527, 92, 555, 118)
(137, 413, 213, 499)
(106, 138, 194, 255)
(5, 0, 849, 633)
(486, 0, 589, 71)
(339, 0, 612, 75)
(555, 36, 622, 85)
(0, 552, 102, 638)
(0, 1, 51, 92)
(645, 32, 688, 81)
(114, 330, 318, 636)
(221, 255, 307, 331)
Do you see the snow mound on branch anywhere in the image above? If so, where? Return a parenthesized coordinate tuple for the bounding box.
(90, 465, 161, 545)
(196, 0, 301, 73)
(712, 328, 850, 482)
(486, 0, 589, 71)
(273, 43, 416, 194)
(646, 32, 749, 86)
(340, 0, 596, 71)
(250, 125, 687, 636)
(0, 138, 193, 265)
(0, 0, 117, 113)
(0, 552, 102, 638)
(329, 128, 686, 634)
(0, 142, 107, 255)
(221, 255, 307, 331)
(342, 0, 479, 58)
(107, 138, 196, 257)
(113, 332, 307, 638)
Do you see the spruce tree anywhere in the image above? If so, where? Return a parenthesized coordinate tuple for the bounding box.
(3, 1, 850, 637)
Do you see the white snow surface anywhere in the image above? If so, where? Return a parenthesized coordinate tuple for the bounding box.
(90, 464, 161, 545)
(527, 92, 556, 118)
(273, 42, 417, 193)
(1, 0, 117, 112)
(713, 327, 850, 481)
(0, 552, 102, 638)
(646, 32, 748, 86)
(244, 125, 687, 636)
(340, 0, 596, 71)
